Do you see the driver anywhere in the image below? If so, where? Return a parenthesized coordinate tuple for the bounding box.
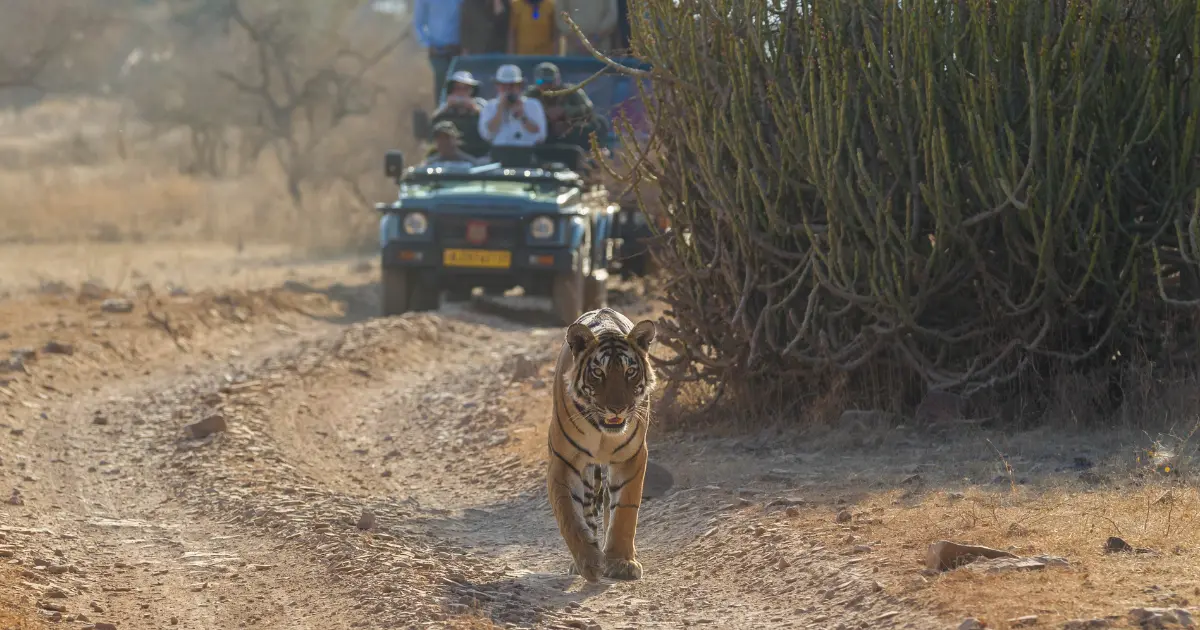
(425, 121, 489, 166)
(478, 64, 547, 147)
(525, 61, 596, 145)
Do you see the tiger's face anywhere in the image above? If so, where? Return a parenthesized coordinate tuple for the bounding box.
(565, 319, 657, 434)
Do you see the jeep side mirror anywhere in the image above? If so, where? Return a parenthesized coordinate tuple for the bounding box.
(412, 109, 431, 142)
(384, 150, 404, 180)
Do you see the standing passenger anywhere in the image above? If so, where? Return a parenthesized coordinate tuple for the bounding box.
(509, 0, 559, 56)
(413, 0, 465, 104)
(460, 0, 510, 54)
(556, 0, 618, 56)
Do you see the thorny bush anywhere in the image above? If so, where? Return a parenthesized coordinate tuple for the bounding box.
(611, 0, 1200, 420)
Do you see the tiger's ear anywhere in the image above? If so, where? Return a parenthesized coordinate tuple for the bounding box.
(627, 319, 656, 352)
(566, 322, 596, 357)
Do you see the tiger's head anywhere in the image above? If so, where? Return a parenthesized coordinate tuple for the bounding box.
(564, 319, 658, 434)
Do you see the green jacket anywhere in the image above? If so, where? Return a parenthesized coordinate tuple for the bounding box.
(525, 83, 595, 125)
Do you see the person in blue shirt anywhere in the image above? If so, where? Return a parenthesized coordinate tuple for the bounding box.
(413, 0, 466, 106)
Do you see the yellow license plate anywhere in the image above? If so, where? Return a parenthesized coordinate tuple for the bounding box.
(443, 248, 512, 269)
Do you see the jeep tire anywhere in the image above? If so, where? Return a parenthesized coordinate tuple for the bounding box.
(381, 268, 440, 317)
(381, 266, 410, 317)
(444, 286, 474, 303)
(552, 263, 585, 327)
(584, 271, 607, 312)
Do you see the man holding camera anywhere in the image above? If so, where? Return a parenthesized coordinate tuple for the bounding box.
(478, 64, 547, 148)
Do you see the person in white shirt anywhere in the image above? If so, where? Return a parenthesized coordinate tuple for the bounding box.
(478, 64, 547, 147)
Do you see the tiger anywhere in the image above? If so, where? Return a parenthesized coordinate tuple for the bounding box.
(547, 307, 658, 582)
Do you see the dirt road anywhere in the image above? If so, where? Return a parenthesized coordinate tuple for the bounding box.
(8, 255, 1200, 630)
(0, 254, 951, 630)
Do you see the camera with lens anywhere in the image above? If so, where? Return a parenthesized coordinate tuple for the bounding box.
(505, 92, 519, 105)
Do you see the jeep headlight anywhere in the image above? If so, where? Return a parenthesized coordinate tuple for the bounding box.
(403, 211, 428, 235)
(530, 216, 555, 239)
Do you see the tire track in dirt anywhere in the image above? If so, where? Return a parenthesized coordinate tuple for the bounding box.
(1, 295, 364, 629)
(122, 306, 942, 629)
(4, 282, 945, 629)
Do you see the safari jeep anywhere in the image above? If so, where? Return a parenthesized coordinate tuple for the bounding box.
(375, 145, 616, 325)
(411, 53, 662, 279)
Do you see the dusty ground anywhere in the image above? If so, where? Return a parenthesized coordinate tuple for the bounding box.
(0, 243, 1198, 630)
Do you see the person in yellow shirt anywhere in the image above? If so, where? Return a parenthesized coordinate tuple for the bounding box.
(509, 0, 559, 55)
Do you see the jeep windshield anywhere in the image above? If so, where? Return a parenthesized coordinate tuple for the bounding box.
(401, 179, 561, 200)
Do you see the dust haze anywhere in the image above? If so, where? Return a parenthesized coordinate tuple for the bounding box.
(0, 0, 425, 292)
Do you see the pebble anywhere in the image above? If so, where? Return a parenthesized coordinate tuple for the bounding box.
(357, 509, 376, 531)
(186, 413, 228, 439)
(1062, 619, 1110, 629)
(43, 341, 75, 355)
(100, 298, 134, 314)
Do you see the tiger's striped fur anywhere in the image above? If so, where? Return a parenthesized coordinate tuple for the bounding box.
(547, 307, 657, 582)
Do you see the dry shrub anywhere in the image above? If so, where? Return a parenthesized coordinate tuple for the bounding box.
(0, 0, 431, 254)
(626, 0, 1200, 426)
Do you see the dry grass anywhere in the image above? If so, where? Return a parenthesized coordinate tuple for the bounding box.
(857, 477, 1200, 628)
(0, 95, 397, 255)
(724, 414, 1200, 630)
(642, 313, 1200, 628)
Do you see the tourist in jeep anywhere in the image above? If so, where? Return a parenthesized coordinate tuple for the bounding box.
(479, 64, 547, 148)
(525, 61, 597, 147)
(434, 70, 486, 115)
(431, 70, 490, 156)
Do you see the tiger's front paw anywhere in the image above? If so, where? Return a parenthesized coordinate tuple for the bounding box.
(567, 553, 604, 582)
(602, 557, 643, 580)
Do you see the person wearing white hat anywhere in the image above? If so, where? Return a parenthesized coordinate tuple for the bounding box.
(435, 70, 487, 116)
(431, 70, 490, 156)
(478, 64, 547, 148)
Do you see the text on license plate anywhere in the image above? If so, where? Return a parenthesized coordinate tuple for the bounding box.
(443, 248, 512, 269)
